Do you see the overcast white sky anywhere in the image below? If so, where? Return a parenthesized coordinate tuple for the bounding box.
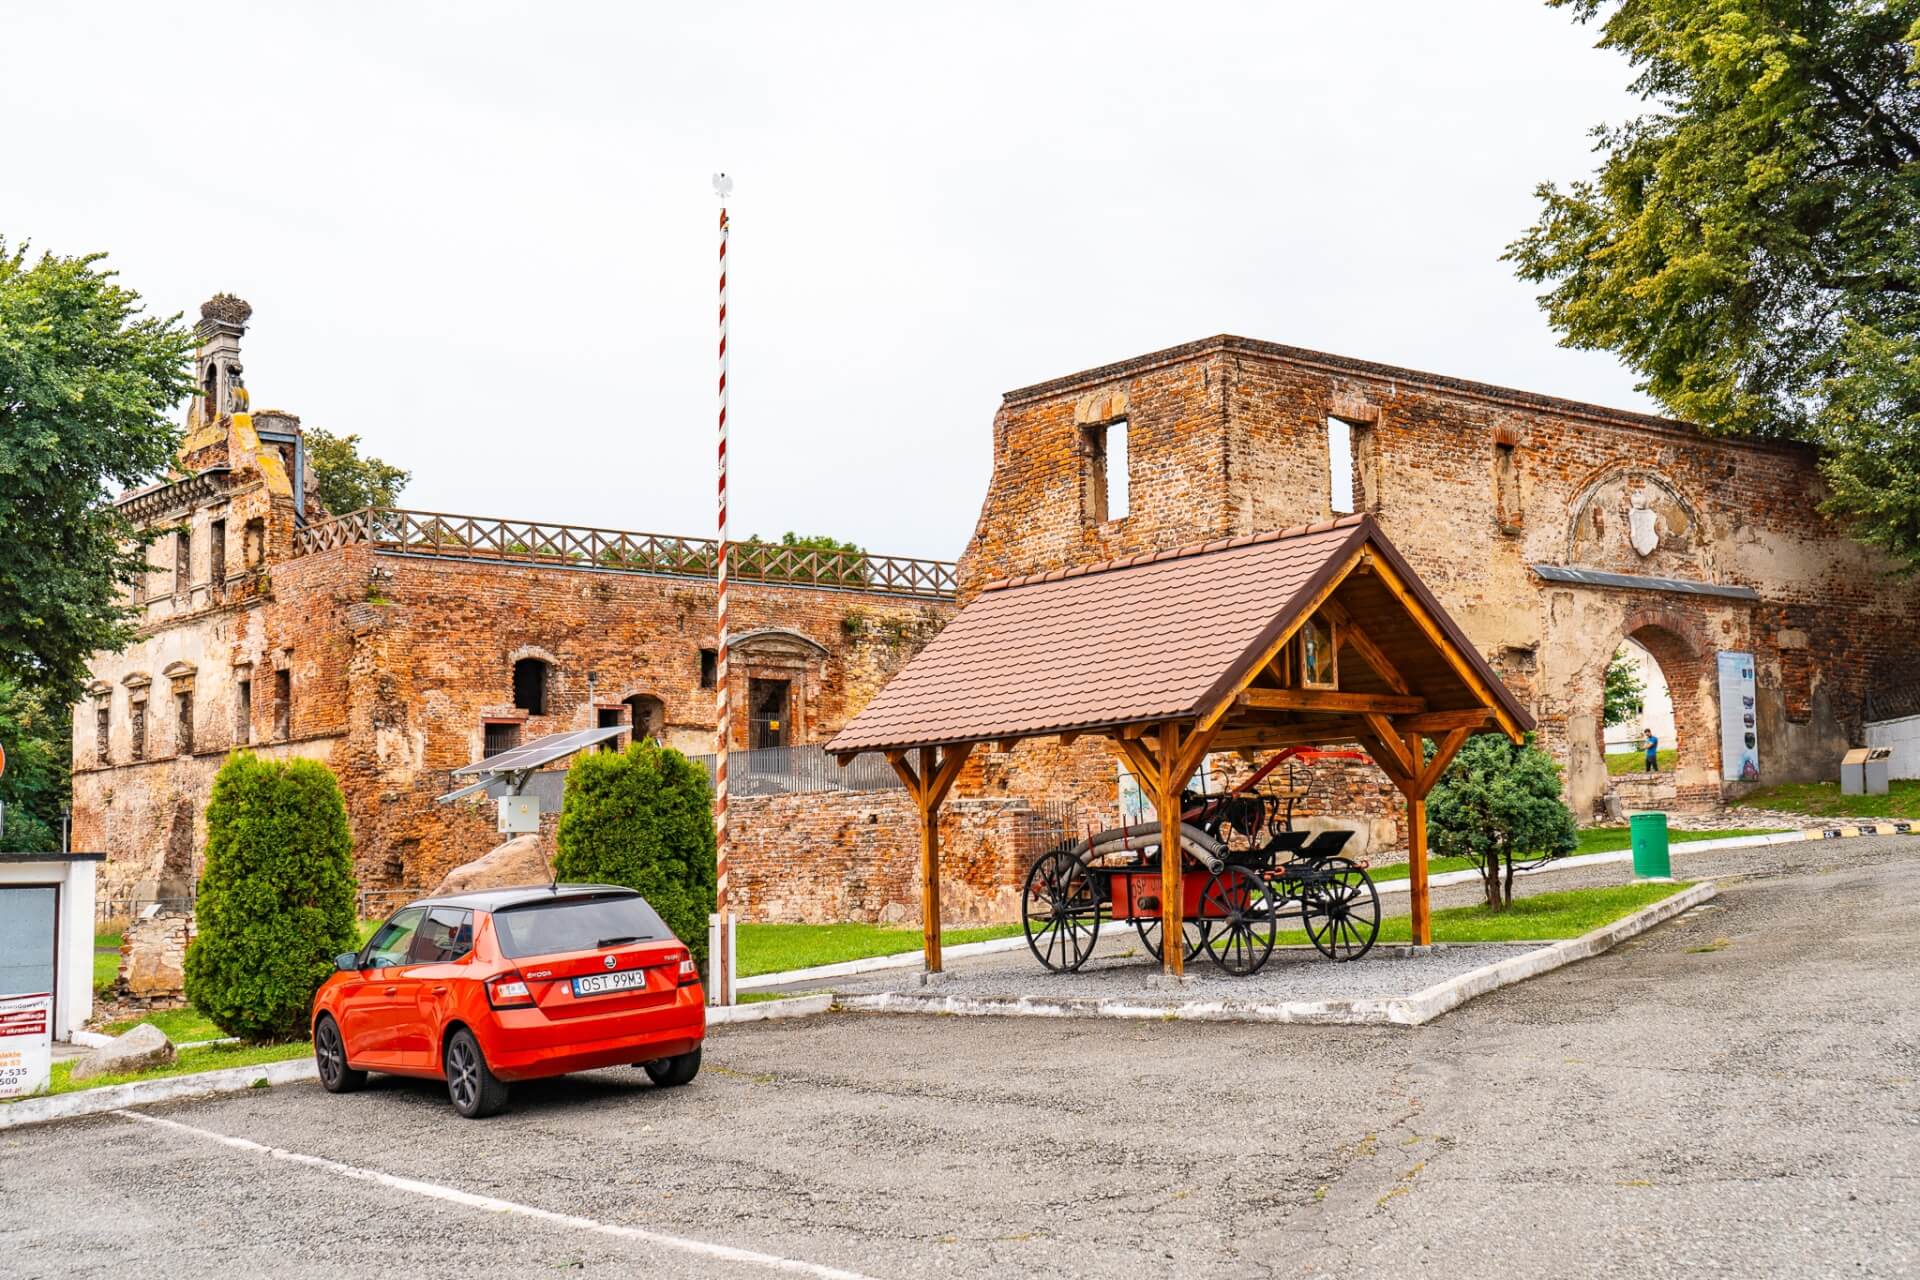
(4, 2, 1652, 560)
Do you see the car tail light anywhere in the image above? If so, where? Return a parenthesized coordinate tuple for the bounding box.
(677, 953, 699, 986)
(486, 972, 535, 1009)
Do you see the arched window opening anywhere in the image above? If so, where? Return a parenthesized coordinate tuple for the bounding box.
(513, 658, 550, 716)
(624, 694, 665, 743)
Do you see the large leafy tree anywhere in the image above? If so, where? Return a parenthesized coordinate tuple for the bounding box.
(0, 677, 68, 853)
(305, 426, 410, 515)
(0, 241, 195, 696)
(1508, 2, 1920, 568)
(1603, 647, 1647, 727)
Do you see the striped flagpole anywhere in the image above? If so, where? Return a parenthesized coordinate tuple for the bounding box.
(713, 190, 734, 1005)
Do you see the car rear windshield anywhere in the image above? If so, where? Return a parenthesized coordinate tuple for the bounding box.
(491, 894, 673, 958)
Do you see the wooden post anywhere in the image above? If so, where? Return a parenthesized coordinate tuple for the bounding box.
(1406, 790, 1430, 947)
(1154, 723, 1187, 978)
(885, 743, 975, 974)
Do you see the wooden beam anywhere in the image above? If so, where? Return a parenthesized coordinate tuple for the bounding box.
(1361, 714, 1415, 777)
(1058, 730, 1081, 747)
(1397, 708, 1493, 734)
(1363, 550, 1524, 742)
(1210, 719, 1367, 751)
(1353, 727, 1417, 793)
(1418, 726, 1472, 795)
(1152, 721, 1187, 978)
(1239, 688, 1426, 715)
(885, 742, 975, 975)
(1407, 793, 1432, 946)
(1195, 543, 1369, 732)
(995, 738, 1021, 754)
(1323, 599, 1411, 695)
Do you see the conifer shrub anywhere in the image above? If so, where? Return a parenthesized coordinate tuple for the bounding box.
(553, 740, 717, 975)
(1427, 733, 1579, 910)
(183, 753, 359, 1041)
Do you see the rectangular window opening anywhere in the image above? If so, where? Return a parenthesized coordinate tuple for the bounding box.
(96, 705, 110, 766)
(175, 690, 194, 756)
(273, 669, 291, 741)
(210, 519, 227, 585)
(596, 707, 624, 751)
(1081, 419, 1129, 523)
(175, 528, 192, 595)
(130, 701, 147, 762)
(236, 678, 252, 744)
(1327, 418, 1356, 515)
(699, 648, 718, 689)
(484, 720, 522, 758)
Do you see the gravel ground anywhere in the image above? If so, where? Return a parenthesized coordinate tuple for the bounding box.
(2, 836, 1915, 1280)
(830, 938, 1545, 1004)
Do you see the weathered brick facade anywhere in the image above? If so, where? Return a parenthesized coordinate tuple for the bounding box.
(955, 335, 1919, 830)
(72, 300, 955, 907)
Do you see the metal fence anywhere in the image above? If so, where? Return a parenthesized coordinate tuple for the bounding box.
(292, 507, 958, 600)
(690, 745, 905, 797)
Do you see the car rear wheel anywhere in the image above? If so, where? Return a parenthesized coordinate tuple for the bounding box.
(444, 1027, 510, 1118)
(314, 1015, 366, 1094)
(643, 1046, 701, 1088)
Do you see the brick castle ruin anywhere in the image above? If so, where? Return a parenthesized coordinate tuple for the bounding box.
(74, 311, 1919, 926)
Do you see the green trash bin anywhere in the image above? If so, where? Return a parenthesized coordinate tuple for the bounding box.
(1629, 811, 1672, 880)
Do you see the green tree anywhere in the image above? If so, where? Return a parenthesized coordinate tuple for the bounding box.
(553, 740, 717, 976)
(738, 531, 869, 586)
(305, 426, 410, 515)
(1508, 2, 1920, 569)
(1603, 647, 1646, 728)
(1427, 734, 1579, 910)
(183, 754, 359, 1042)
(0, 240, 195, 697)
(0, 677, 68, 853)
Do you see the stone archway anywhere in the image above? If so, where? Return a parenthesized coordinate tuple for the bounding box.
(1599, 606, 1723, 812)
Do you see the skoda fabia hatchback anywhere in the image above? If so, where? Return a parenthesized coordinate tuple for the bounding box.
(311, 884, 705, 1117)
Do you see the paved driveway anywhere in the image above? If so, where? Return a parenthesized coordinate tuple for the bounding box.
(3, 840, 1916, 1279)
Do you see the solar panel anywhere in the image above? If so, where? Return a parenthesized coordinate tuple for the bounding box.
(449, 725, 630, 776)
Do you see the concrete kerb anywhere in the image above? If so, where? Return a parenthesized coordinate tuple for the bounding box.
(833, 881, 1720, 1028)
(4, 995, 838, 1130)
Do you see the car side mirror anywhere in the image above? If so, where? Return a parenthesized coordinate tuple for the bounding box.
(335, 952, 362, 972)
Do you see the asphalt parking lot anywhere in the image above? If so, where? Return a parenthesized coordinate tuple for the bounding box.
(4, 838, 1917, 1280)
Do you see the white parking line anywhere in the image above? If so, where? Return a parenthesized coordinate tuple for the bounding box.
(112, 1109, 883, 1280)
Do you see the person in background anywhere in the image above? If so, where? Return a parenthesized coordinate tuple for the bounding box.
(1642, 727, 1660, 773)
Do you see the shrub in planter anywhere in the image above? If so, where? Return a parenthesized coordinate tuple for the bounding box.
(553, 739, 717, 975)
(183, 753, 359, 1041)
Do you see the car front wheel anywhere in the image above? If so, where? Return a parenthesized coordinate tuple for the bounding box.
(314, 1015, 366, 1094)
(444, 1027, 510, 1118)
(644, 1046, 701, 1088)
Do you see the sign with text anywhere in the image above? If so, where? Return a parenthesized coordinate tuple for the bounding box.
(1717, 651, 1760, 782)
(0, 992, 52, 1099)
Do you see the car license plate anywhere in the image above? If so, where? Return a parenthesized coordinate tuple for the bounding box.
(571, 968, 650, 998)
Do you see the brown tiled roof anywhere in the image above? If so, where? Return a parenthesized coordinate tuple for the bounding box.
(828, 515, 1532, 756)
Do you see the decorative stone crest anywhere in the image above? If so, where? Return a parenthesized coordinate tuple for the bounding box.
(1628, 486, 1659, 556)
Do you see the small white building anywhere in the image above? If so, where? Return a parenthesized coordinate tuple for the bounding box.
(0, 853, 102, 1041)
(1865, 714, 1920, 780)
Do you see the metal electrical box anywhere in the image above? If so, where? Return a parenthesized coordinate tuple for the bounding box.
(1840, 747, 1892, 796)
(498, 795, 540, 833)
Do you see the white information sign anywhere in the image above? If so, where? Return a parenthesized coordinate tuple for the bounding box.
(0, 991, 52, 1099)
(1717, 651, 1760, 782)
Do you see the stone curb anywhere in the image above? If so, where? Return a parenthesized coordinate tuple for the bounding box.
(832, 882, 1719, 1028)
(735, 935, 1031, 991)
(0, 1057, 319, 1131)
(707, 993, 834, 1023)
(1372, 823, 1913, 897)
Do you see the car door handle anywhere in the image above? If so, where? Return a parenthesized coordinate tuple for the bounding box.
(430, 985, 448, 995)
(384, 986, 398, 996)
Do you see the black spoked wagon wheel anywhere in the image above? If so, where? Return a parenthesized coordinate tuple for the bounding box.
(1300, 858, 1380, 962)
(1022, 848, 1102, 972)
(1200, 866, 1278, 976)
(1135, 914, 1209, 965)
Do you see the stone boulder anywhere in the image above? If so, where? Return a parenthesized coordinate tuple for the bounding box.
(70, 1022, 176, 1081)
(429, 835, 554, 897)
(1295, 814, 1396, 859)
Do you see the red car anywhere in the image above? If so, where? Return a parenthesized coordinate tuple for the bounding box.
(311, 883, 705, 1117)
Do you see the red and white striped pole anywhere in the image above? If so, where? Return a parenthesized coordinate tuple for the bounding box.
(712, 177, 735, 1005)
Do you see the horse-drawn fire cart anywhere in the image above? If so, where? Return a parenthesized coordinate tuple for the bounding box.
(1020, 749, 1383, 976)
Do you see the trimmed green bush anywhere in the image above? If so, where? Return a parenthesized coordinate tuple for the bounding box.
(553, 740, 717, 975)
(183, 753, 359, 1041)
(1427, 733, 1578, 911)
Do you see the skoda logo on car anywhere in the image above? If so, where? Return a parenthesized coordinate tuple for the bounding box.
(604, 954, 618, 970)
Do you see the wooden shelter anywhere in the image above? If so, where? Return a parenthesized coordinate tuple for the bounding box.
(828, 515, 1533, 975)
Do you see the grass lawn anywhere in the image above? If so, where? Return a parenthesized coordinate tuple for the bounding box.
(1732, 778, 1920, 821)
(1606, 749, 1677, 775)
(1274, 880, 1691, 948)
(738, 921, 1022, 977)
(28, 1039, 311, 1099)
(1365, 826, 1786, 882)
(101, 1005, 228, 1043)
